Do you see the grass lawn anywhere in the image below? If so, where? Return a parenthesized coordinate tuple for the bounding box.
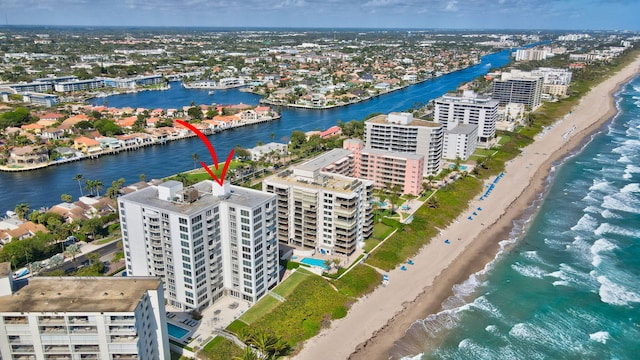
(333, 264, 382, 298)
(372, 222, 394, 240)
(238, 294, 281, 324)
(363, 238, 382, 253)
(271, 268, 312, 298)
(199, 337, 243, 360)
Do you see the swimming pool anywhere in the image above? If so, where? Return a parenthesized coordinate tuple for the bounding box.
(167, 323, 189, 339)
(299, 257, 328, 270)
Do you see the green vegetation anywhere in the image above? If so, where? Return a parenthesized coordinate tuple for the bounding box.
(334, 264, 382, 297)
(367, 176, 482, 270)
(238, 295, 281, 324)
(271, 269, 311, 298)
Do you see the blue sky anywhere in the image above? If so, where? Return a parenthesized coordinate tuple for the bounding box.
(1, 0, 639, 30)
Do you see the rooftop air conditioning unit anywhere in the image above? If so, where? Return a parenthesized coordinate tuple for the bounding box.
(183, 188, 199, 203)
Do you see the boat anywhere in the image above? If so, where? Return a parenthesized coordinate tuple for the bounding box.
(208, 91, 215, 95)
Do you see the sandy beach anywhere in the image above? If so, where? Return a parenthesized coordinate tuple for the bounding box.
(293, 55, 640, 360)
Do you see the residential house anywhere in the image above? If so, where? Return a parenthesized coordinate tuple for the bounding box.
(8, 145, 49, 166)
(72, 136, 102, 155)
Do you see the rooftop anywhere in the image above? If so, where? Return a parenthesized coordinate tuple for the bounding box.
(447, 123, 478, 135)
(296, 148, 352, 172)
(366, 114, 440, 128)
(120, 180, 274, 214)
(0, 277, 161, 313)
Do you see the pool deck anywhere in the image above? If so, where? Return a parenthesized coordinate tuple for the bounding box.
(166, 295, 252, 347)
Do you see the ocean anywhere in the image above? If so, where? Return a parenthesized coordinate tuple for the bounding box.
(394, 75, 640, 359)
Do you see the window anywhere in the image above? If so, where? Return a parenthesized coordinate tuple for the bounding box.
(179, 218, 188, 225)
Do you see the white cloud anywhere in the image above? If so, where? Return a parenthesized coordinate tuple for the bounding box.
(444, 0, 459, 12)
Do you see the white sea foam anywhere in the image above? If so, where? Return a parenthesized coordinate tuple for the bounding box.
(595, 222, 640, 237)
(583, 205, 601, 214)
(547, 263, 595, 290)
(509, 323, 534, 339)
(601, 209, 621, 219)
(589, 331, 610, 344)
(618, 154, 632, 163)
(570, 214, 599, 232)
(588, 179, 613, 193)
(457, 338, 491, 358)
(590, 238, 618, 268)
(512, 262, 547, 279)
(597, 275, 640, 306)
(471, 296, 503, 320)
(621, 183, 640, 193)
(623, 164, 640, 179)
(485, 324, 500, 336)
(602, 193, 640, 214)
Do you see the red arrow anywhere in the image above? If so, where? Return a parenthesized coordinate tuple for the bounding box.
(175, 120, 234, 187)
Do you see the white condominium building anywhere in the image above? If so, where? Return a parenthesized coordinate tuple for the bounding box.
(0, 276, 170, 360)
(364, 112, 443, 176)
(118, 180, 279, 311)
(491, 69, 544, 109)
(434, 90, 498, 143)
(263, 161, 374, 256)
(442, 124, 478, 161)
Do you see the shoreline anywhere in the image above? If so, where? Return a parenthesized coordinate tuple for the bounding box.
(293, 55, 640, 360)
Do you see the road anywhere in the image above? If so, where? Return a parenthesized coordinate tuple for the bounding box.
(49, 240, 122, 274)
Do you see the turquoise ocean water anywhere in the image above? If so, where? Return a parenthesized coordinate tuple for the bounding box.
(394, 75, 640, 359)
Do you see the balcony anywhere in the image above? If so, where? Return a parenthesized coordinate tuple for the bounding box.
(110, 335, 138, 343)
(69, 326, 98, 334)
(38, 316, 65, 324)
(11, 344, 35, 353)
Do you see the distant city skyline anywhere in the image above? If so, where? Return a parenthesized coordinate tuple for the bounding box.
(1, 0, 639, 31)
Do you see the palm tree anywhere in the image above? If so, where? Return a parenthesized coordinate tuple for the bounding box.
(139, 173, 146, 182)
(74, 174, 84, 196)
(60, 193, 73, 203)
(233, 347, 259, 360)
(192, 152, 199, 169)
(84, 180, 95, 196)
(93, 180, 103, 197)
(14, 203, 29, 219)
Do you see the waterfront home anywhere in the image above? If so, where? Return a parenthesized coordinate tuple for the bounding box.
(96, 136, 123, 150)
(72, 136, 102, 155)
(202, 119, 223, 132)
(254, 105, 272, 117)
(52, 147, 76, 159)
(145, 128, 169, 143)
(8, 145, 49, 166)
(211, 115, 241, 129)
(319, 126, 342, 139)
(49, 202, 87, 223)
(248, 142, 288, 162)
(239, 109, 258, 122)
(0, 220, 48, 244)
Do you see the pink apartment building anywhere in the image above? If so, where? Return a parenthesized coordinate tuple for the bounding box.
(342, 139, 424, 196)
